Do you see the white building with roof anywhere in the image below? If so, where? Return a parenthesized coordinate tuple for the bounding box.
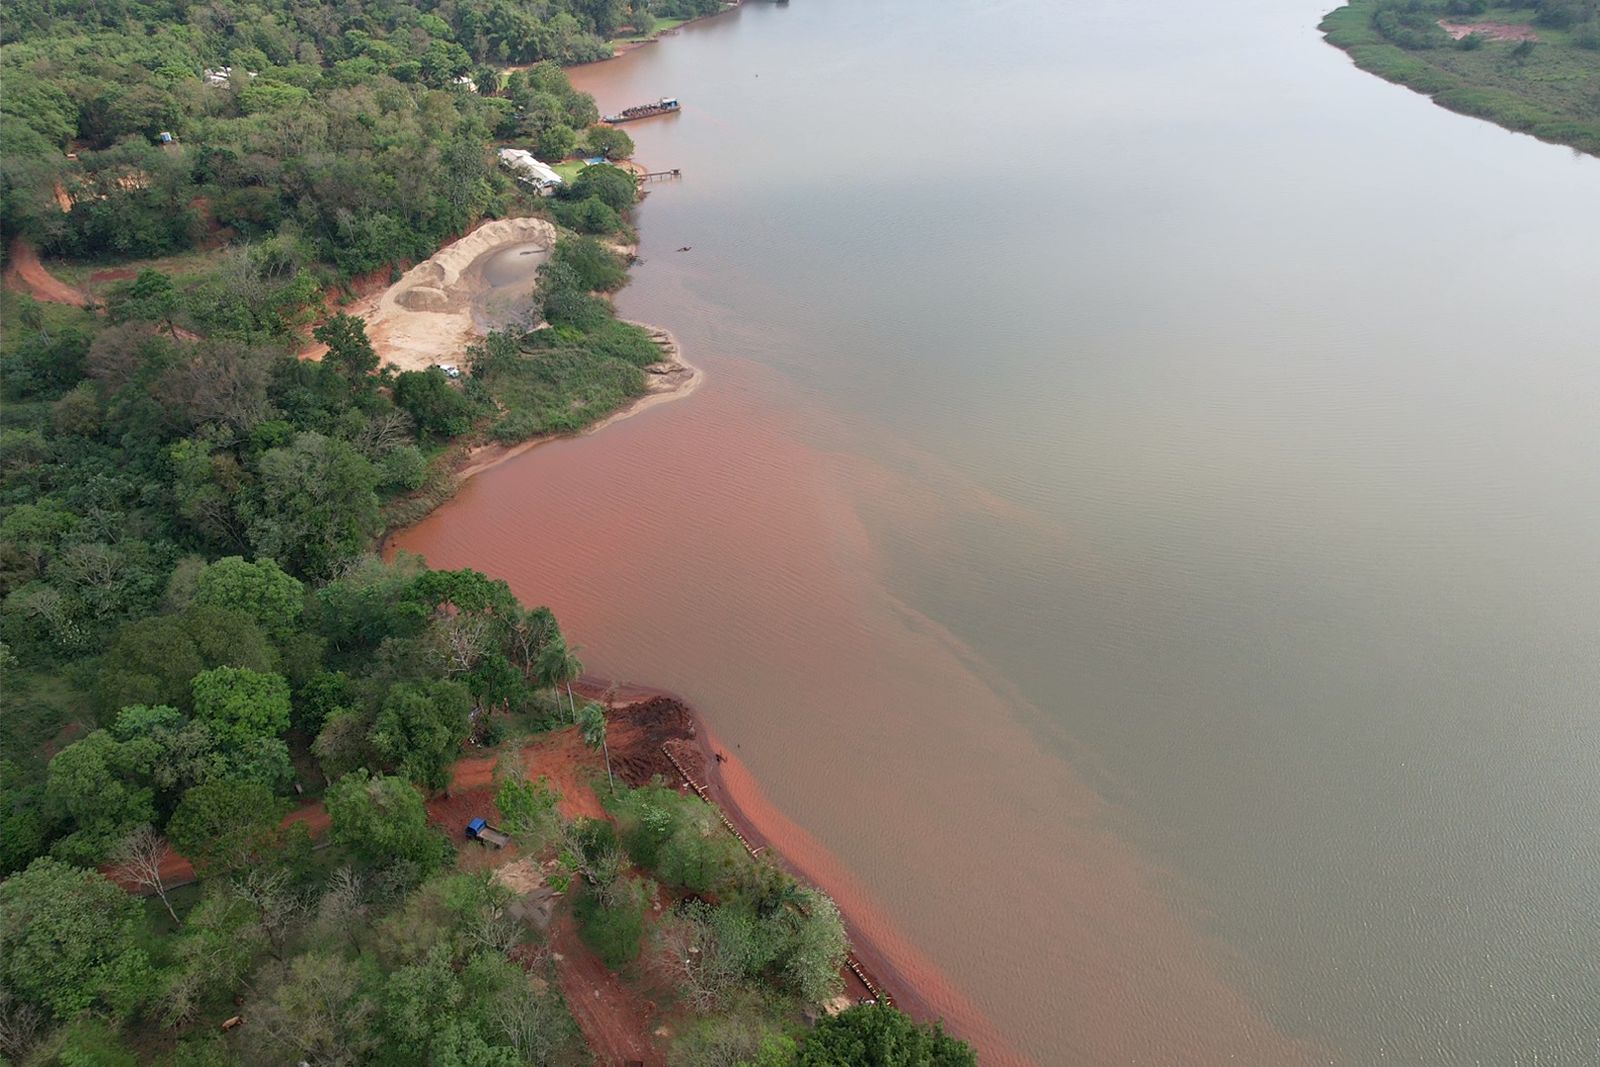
(496, 148, 564, 194)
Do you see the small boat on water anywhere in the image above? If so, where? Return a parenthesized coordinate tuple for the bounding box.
(604, 97, 680, 123)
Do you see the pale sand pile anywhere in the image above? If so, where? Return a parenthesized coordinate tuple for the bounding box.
(493, 855, 548, 894)
(366, 216, 558, 373)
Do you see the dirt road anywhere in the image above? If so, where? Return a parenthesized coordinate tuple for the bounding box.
(3, 240, 89, 307)
(551, 912, 666, 1067)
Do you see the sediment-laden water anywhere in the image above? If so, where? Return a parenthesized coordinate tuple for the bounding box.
(398, 1, 1600, 1061)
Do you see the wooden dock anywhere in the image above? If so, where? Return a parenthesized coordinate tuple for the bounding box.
(637, 169, 682, 183)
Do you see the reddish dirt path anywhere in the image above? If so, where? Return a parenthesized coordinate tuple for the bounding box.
(3, 240, 90, 307)
(442, 727, 607, 821)
(550, 912, 666, 1067)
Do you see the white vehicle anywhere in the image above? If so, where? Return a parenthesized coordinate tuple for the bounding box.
(433, 363, 462, 379)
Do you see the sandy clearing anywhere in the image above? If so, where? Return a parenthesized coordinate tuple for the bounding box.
(361, 216, 559, 374)
(1437, 19, 1538, 40)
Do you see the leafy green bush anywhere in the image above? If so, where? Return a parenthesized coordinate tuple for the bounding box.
(550, 196, 626, 235)
(798, 1004, 976, 1067)
(495, 772, 561, 845)
(567, 164, 638, 213)
(546, 235, 629, 293)
(1572, 17, 1600, 47)
(1373, 4, 1452, 49)
(574, 875, 653, 968)
(609, 784, 748, 896)
(393, 369, 479, 439)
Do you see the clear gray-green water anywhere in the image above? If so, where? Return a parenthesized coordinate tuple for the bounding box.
(421, 1, 1600, 1061)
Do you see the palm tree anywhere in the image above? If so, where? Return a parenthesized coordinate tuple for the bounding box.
(577, 701, 615, 794)
(535, 637, 583, 722)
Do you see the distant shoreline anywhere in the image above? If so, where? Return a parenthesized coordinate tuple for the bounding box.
(1321, 0, 1600, 157)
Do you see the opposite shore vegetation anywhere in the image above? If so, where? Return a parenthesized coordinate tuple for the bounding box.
(1322, 0, 1600, 155)
(0, 1, 979, 1065)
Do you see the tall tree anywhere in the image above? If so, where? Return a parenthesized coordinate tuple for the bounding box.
(0, 858, 152, 1021)
(370, 679, 473, 792)
(166, 780, 290, 877)
(247, 951, 377, 1066)
(193, 556, 305, 638)
(536, 636, 583, 721)
(798, 1003, 976, 1067)
(325, 770, 451, 870)
(113, 269, 180, 336)
(313, 314, 379, 392)
(44, 730, 156, 864)
(577, 701, 614, 794)
(191, 666, 291, 748)
(244, 432, 380, 579)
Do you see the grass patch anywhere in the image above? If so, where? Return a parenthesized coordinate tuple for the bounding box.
(471, 237, 661, 444)
(611, 16, 688, 44)
(552, 159, 590, 182)
(1322, 0, 1600, 156)
(50, 246, 234, 303)
(0, 290, 96, 357)
(483, 342, 647, 440)
(0, 668, 93, 777)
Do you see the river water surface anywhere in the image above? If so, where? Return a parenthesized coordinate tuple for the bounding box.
(397, 1, 1600, 1062)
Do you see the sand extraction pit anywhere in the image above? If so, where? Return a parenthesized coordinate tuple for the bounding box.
(363, 216, 558, 373)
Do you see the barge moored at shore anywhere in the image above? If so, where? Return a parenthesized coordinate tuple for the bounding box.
(603, 97, 681, 123)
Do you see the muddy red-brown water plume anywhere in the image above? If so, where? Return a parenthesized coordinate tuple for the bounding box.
(392, 355, 1323, 1065)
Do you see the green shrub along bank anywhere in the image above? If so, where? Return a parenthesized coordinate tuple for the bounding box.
(1322, 0, 1600, 155)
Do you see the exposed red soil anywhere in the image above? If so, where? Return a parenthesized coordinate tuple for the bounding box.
(424, 781, 501, 831)
(42, 721, 87, 759)
(1437, 19, 1538, 40)
(3, 240, 90, 307)
(516, 730, 609, 819)
(287, 803, 332, 837)
(550, 911, 666, 1067)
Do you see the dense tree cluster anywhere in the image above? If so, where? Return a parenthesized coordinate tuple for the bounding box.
(0, 0, 648, 270)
